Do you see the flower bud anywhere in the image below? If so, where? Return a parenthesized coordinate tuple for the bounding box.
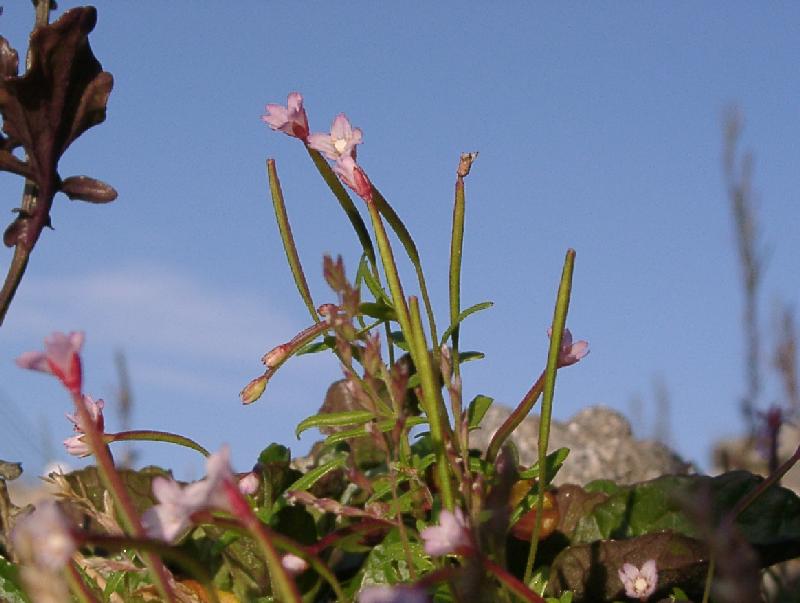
(240, 375, 267, 405)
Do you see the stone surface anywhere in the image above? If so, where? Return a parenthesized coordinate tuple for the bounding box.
(470, 404, 692, 485)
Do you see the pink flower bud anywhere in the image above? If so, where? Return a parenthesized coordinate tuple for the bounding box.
(261, 344, 289, 368)
(240, 375, 268, 405)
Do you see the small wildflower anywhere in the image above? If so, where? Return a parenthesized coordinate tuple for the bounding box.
(547, 327, 589, 367)
(358, 585, 429, 603)
(12, 500, 76, 571)
(618, 560, 658, 601)
(16, 331, 84, 395)
(63, 395, 106, 457)
(334, 155, 372, 200)
(238, 471, 260, 495)
(262, 92, 309, 140)
(142, 446, 236, 542)
(420, 508, 473, 556)
(308, 113, 363, 161)
(240, 374, 267, 405)
(281, 553, 309, 576)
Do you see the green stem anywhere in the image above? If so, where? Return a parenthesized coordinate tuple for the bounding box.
(66, 560, 101, 603)
(729, 441, 800, 521)
(524, 249, 576, 584)
(483, 556, 547, 603)
(701, 554, 715, 603)
(409, 297, 455, 511)
(305, 147, 377, 271)
(225, 485, 302, 603)
(449, 175, 466, 377)
(267, 159, 318, 322)
(371, 186, 438, 344)
(107, 430, 209, 457)
(485, 371, 545, 464)
(71, 393, 177, 602)
(362, 194, 416, 366)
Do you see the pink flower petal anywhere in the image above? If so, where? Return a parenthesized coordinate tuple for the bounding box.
(308, 113, 363, 161)
(262, 92, 309, 140)
(17, 331, 84, 394)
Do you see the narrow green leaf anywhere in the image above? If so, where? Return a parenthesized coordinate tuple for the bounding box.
(321, 416, 426, 448)
(459, 350, 485, 363)
(306, 147, 376, 267)
(389, 330, 410, 351)
(295, 338, 334, 355)
(356, 253, 390, 303)
(518, 447, 570, 481)
(372, 187, 438, 343)
(267, 159, 318, 322)
(359, 301, 397, 321)
(467, 394, 494, 430)
(440, 301, 494, 347)
(295, 410, 376, 439)
(273, 453, 349, 513)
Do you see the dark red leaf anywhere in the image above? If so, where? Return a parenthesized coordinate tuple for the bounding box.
(61, 175, 118, 203)
(0, 7, 114, 249)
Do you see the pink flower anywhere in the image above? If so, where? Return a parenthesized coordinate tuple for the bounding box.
(16, 331, 84, 395)
(63, 395, 105, 457)
(547, 327, 589, 367)
(12, 500, 76, 571)
(618, 560, 658, 601)
(262, 92, 309, 141)
(420, 508, 472, 556)
(308, 113, 363, 161)
(238, 471, 260, 495)
(281, 553, 309, 576)
(358, 585, 429, 603)
(142, 446, 236, 542)
(334, 155, 372, 201)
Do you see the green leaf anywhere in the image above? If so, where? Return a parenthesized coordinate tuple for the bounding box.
(322, 416, 426, 448)
(570, 471, 800, 567)
(467, 394, 493, 430)
(258, 443, 291, 465)
(0, 556, 29, 603)
(389, 330, 410, 352)
(295, 410, 376, 439)
(359, 301, 397, 322)
(274, 453, 348, 513)
(357, 529, 434, 590)
(439, 301, 494, 346)
(296, 336, 336, 356)
(518, 447, 570, 482)
(459, 350, 485, 364)
(356, 254, 390, 303)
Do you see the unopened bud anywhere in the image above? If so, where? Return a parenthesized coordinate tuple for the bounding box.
(240, 375, 267, 405)
(261, 344, 289, 368)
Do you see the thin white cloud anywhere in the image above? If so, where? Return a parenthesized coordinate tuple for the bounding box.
(4, 262, 299, 366)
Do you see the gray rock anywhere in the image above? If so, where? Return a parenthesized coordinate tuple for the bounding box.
(470, 404, 692, 485)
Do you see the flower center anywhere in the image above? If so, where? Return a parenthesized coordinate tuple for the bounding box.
(633, 576, 649, 594)
(333, 138, 348, 155)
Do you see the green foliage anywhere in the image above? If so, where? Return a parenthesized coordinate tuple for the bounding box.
(0, 556, 28, 603)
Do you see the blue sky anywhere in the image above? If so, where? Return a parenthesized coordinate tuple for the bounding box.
(1, 3, 798, 481)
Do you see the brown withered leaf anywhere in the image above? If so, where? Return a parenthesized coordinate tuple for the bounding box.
(0, 7, 115, 249)
(547, 531, 709, 602)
